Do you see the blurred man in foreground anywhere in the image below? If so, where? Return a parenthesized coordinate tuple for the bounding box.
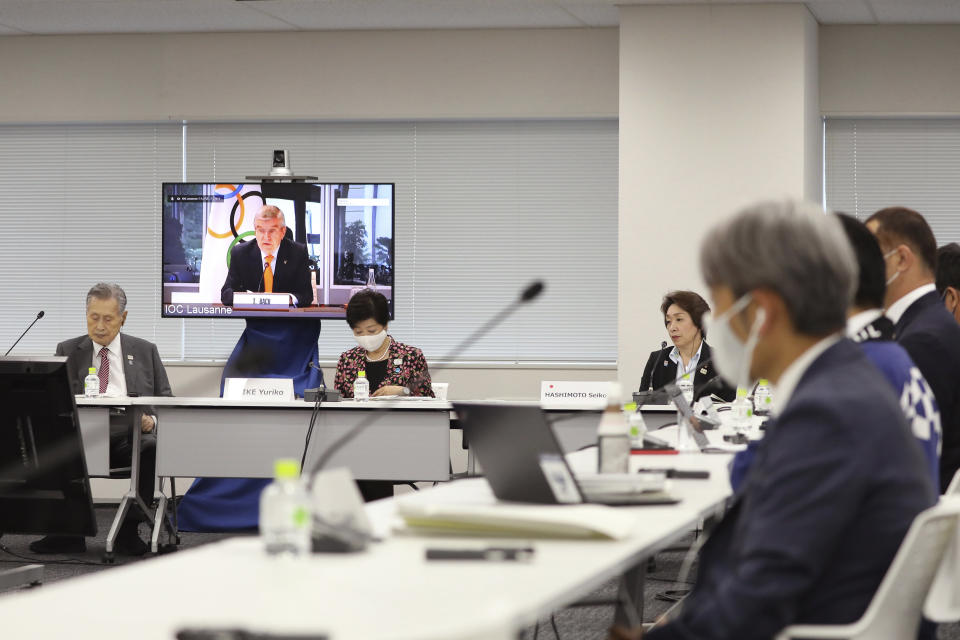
(613, 201, 935, 640)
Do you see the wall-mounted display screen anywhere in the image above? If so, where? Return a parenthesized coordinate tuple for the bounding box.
(162, 182, 394, 319)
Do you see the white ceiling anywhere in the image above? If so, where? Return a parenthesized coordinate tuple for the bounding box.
(0, 0, 956, 36)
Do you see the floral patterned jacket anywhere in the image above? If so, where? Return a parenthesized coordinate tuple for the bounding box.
(334, 337, 435, 399)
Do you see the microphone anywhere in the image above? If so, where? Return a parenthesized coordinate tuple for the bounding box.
(5, 311, 44, 356)
(304, 280, 546, 480)
(647, 340, 668, 391)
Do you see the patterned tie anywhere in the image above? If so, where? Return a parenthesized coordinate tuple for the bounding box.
(98, 347, 110, 394)
(264, 255, 274, 293)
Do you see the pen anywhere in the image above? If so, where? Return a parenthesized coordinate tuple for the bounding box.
(636, 468, 710, 479)
(426, 547, 535, 561)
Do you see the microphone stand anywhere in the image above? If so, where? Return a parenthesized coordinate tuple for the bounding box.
(304, 281, 545, 480)
(5, 311, 44, 356)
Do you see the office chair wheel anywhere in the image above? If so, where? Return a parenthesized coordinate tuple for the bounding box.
(103, 552, 115, 564)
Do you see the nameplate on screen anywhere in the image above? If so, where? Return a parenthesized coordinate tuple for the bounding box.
(223, 378, 295, 401)
(540, 381, 614, 409)
(232, 292, 293, 310)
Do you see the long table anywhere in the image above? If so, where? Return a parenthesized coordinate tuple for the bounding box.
(0, 449, 734, 640)
(73, 397, 684, 554)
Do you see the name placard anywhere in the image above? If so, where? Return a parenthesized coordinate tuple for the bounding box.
(541, 381, 614, 409)
(233, 292, 292, 310)
(224, 377, 295, 401)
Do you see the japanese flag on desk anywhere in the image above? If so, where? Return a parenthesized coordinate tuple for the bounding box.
(197, 185, 264, 303)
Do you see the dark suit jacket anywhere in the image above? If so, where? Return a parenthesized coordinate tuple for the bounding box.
(57, 333, 172, 398)
(646, 339, 935, 640)
(639, 341, 735, 402)
(895, 290, 960, 492)
(220, 237, 314, 308)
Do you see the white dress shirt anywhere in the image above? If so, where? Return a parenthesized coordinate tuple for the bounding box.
(846, 308, 884, 339)
(886, 283, 937, 325)
(91, 334, 127, 397)
(669, 339, 703, 381)
(771, 334, 842, 415)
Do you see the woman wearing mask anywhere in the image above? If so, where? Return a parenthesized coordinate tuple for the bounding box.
(334, 289, 435, 399)
(639, 290, 736, 402)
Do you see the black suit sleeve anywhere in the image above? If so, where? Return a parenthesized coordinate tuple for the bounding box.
(639, 351, 658, 391)
(149, 342, 173, 397)
(220, 243, 246, 306)
(288, 243, 314, 308)
(55, 340, 83, 395)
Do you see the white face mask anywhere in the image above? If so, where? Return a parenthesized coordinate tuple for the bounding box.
(883, 249, 901, 287)
(704, 294, 766, 390)
(355, 330, 387, 352)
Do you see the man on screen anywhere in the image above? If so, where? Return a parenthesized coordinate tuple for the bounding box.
(220, 205, 314, 308)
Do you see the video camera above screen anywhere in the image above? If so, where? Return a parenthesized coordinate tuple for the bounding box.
(161, 182, 395, 320)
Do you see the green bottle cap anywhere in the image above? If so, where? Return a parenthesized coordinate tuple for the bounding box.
(759, 379, 769, 386)
(88, 367, 96, 374)
(737, 387, 748, 398)
(624, 402, 638, 412)
(274, 459, 300, 479)
(358, 371, 366, 378)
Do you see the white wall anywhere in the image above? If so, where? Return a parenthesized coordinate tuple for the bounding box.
(617, 4, 819, 391)
(0, 29, 618, 123)
(821, 25, 960, 116)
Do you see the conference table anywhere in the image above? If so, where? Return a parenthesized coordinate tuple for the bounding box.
(74, 396, 684, 555)
(0, 444, 735, 640)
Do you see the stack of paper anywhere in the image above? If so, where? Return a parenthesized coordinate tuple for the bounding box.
(396, 501, 642, 540)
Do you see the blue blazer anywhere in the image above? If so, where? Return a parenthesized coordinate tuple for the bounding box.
(895, 290, 960, 492)
(646, 339, 935, 640)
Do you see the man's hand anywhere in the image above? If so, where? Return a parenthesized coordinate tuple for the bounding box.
(140, 414, 156, 434)
(608, 626, 644, 640)
(372, 385, 406, 397)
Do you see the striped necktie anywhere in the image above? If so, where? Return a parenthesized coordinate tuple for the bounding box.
(98, 347, 110, 394)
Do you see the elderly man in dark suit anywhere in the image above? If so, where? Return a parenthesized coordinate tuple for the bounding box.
(30, 283, 172, 556)
(867, 207, 960, 493)
(220, 204, 314, 308)
(613, 201, 935, 640)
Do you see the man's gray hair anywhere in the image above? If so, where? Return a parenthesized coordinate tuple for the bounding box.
(699, 200, 858, 336)
(255, 204, 285, 227)
(86, 283, 127, 314)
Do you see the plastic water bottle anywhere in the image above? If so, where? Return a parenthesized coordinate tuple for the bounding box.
(625, 402, 647, 450)
(84, 367, 99, 397)
(354, 371, 370, 401)
(597, 383, 630, 473)
(260, 459, 311, 557)
(731, 387, 752, 433)
(753, 379, 774, 416)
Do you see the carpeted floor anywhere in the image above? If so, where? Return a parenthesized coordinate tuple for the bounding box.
(1, 506, 958, 639)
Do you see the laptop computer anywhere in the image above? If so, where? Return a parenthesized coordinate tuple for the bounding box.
(455, 402, 678, 506)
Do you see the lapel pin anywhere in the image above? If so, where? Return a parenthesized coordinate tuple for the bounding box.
(700, 367, 707, 375)
(663, 360, 669, 367)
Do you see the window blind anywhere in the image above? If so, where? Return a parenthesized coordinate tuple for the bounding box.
(0, 123, 182, 359)
(0, 120, 617, 364)
(184, 120, 618, 363)
(825, 118, 960, 245)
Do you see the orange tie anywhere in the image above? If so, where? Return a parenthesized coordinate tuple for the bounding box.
(264, 255, 274, 293)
